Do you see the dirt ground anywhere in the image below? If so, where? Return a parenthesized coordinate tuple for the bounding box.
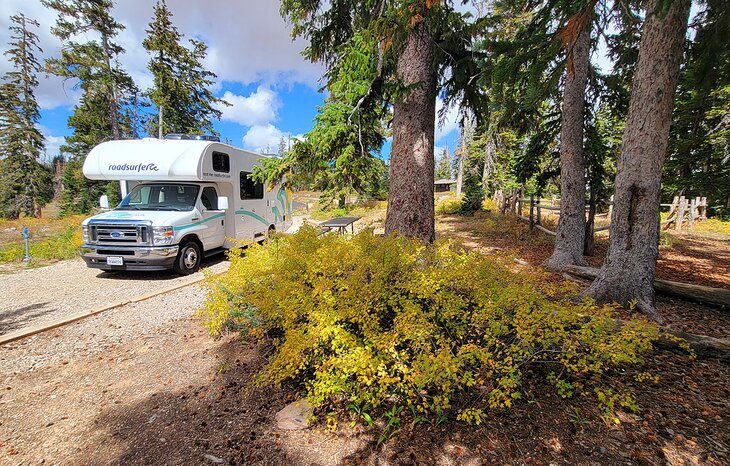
(1, 208, 728, 465)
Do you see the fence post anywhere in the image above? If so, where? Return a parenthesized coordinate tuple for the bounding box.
(675, 196, 686, 231)
(536, 199, 542, 225)
(689, 198, 697, 229)
(529, 194, 535, 230)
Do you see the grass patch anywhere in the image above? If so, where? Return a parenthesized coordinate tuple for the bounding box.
(309, 200, 388, 221)
(0, 215, 85, 263)
(693, 218, 730, 239)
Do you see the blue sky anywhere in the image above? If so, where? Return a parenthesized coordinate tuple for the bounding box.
(0, 0, 462, 165)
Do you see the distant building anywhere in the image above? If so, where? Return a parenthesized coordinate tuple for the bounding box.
(434, 179, 455, 193)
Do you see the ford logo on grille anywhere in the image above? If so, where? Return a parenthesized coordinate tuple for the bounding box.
(110, 231, 124, 239)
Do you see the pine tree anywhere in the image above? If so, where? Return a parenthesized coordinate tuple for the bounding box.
(43, 0, 137, 215)
(280, 1, 482, 242)
(253, 33, 388, 208)
(0, 14, 54, 218)
(434, 148, 452, 180)
(585, 0, 692, 322)
(277, 137, 288, 157)
(664, 0, 730, 216)
(143, 0, 226, 137)
(545, 4, 594, 270)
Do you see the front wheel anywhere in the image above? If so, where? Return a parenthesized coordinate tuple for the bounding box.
(174, 241, 201, 275)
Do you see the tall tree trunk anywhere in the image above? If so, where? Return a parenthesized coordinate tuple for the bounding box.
(385, 21, 436, 243)
(584, 0, 691, 322)
(545, 23, 591, 270)
(584, 191, 596, 255)
(455, 151, 464, 197)
(101, 32, 120, 140)
(482, 133, 496, 191)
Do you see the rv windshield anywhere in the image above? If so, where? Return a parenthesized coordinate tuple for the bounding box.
(117, 184, 199, 211)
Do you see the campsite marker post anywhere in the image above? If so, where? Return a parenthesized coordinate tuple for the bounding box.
(21, 226, 30, 261)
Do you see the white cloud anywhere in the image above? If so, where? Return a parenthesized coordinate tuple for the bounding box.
(242, 124, 303, 153)
(242, 124, 284, 153)
(0, 0, 323, 111)
(36, 125, 65, 163)
(218, 87, 280, 126)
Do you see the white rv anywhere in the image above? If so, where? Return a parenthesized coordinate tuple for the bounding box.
(80, 137, 292, 274)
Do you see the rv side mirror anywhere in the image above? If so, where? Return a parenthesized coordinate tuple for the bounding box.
(217, 196, 229, 210)
(99, 195, 110, 210)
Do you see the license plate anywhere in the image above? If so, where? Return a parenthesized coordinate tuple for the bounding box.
(106, 256, 123, 266)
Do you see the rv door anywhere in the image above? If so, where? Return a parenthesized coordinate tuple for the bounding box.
(199, 186, 226, 249)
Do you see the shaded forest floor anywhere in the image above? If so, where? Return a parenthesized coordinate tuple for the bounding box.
(1, 205, 729, 465)
(436, 210, 730, 340)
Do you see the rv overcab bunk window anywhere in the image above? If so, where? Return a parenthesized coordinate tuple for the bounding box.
(212, 151, 230, 172)
(240, 171, 264, 199)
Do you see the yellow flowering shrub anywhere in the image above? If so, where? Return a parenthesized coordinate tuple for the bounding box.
(435, 195, 463, 214)
(199, 227, 660, 424)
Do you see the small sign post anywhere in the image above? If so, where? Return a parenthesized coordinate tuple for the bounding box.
(21, 226, 30, 262)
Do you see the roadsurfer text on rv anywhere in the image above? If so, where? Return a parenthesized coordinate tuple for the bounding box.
(107, 163, 159, 172)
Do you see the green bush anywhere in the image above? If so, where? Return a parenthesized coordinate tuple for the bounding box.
(200, 227, 660, 425)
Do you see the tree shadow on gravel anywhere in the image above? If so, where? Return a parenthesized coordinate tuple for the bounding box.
(0, 301, 54, 334)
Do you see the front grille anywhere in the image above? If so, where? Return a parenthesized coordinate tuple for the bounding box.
(96, 249, 136, 256)
(89, 221, 151, 245)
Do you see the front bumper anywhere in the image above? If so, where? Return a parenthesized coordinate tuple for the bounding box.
(81, 244, 179, 271)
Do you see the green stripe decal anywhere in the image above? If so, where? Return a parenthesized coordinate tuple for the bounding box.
(173, 212, 226, 232)
(235, 210, 270, 227)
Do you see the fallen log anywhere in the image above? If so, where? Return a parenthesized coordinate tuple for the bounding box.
(559, 265, 730, 362)
(608, 318, 730, 363)
(512, 260, 730, 361)
(561, 265, 730, 309)
(658, 327, 730, 363)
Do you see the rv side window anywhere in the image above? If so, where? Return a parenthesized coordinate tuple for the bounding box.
(240, 171, 264, 200)
(201, 187, 218, 210)
(212, 151, 230, 173)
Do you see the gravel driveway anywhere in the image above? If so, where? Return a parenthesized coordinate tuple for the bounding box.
(0, 256, 229, 337)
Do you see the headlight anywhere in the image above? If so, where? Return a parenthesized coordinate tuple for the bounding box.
(82, 225, 89, 243)
(152, 226, 174, 245)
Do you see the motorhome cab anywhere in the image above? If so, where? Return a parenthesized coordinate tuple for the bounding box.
(80, 136, 292, 274)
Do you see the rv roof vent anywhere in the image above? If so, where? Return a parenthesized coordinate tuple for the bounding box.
(164, 133, 220, 142)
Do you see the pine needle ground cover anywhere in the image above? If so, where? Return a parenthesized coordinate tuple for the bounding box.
(200, 227, 660, 427)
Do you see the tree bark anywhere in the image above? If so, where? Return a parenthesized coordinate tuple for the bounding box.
(584, 191, 596, 255)
(455, 150, 464, 197)
(584, 0, 691, 322)
(482, 133, 496, 191)
(545, 24, 591, 270)
(101, 32, 120, 140)
(385, 21, 437, 243)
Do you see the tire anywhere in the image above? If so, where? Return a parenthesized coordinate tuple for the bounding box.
(174, 241, 201, 275)
(267, 225, 276, 240)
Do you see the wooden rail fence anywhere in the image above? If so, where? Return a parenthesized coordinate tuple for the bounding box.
(492, 189, 708, 236)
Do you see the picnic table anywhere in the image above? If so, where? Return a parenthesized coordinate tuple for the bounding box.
(319, 216, 361, 235)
